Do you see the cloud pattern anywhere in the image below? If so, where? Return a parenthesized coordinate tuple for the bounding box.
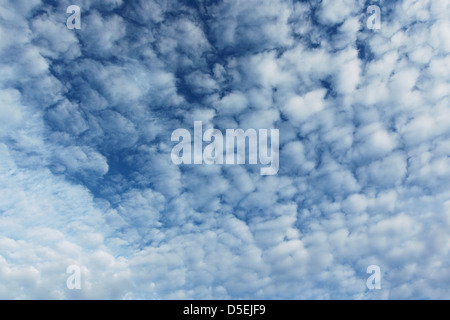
(0, 0, 449, 299)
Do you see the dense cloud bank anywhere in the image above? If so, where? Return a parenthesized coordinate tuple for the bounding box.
(0, 0, 449, 299)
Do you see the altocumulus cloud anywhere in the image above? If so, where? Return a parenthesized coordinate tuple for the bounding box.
(0, 0, 449, 299)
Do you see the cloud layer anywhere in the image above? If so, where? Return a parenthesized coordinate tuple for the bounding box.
(0, 0, 449, 299)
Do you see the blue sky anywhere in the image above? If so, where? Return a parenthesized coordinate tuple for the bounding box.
(0, 0, 450, 299)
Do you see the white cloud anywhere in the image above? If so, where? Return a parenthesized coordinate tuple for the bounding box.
(318, 0, 360, 25)
(0, 89, 24, 136)
(283, 89, 327, 124)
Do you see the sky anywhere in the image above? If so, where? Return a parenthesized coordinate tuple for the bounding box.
(0, 0, 449, 300)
